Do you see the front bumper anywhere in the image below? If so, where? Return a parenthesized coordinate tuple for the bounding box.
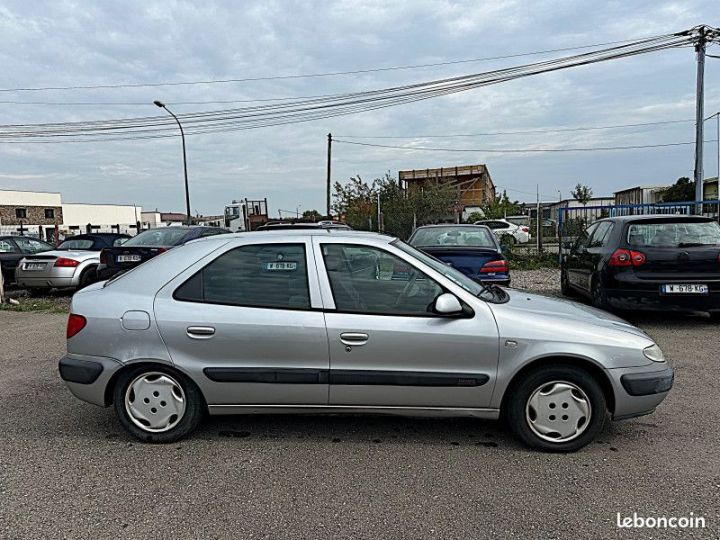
(607, 364, 674, 420)
(58, 354, 123, 407)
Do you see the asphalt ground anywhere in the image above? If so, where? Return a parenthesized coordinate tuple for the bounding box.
(1, 279, 719, 539)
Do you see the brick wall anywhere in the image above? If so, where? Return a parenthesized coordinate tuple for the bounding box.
(0, 205, 63, 226)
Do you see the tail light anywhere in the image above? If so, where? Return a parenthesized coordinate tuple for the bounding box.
(481, 259, 509, 273)
(66, 314, 87, 339)
(54, 257, 80, 268)
(156, 247, 168, 254)
(99, 249, 108, 264)
(609, 249, 646, 267)
(521, 227, 529, 233)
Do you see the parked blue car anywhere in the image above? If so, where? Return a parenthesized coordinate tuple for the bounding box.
(408, 224, 510, 285)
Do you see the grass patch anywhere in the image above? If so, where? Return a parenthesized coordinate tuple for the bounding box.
(0, 298, 68, 314)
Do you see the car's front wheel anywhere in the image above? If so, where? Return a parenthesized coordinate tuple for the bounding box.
(113, 366, 204, 443)
(505, 365, 607, 452)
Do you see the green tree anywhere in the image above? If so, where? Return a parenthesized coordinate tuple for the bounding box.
(478, 190, 522, 219)
(571, 183, 593, 206)
(466, 211, 485, 223)
(660, 177, 695, 202)
(333, 173, 457, 239)
(302, 209, 322, 222)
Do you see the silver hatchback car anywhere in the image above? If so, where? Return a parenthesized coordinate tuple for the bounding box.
(59, 230, 673, 451)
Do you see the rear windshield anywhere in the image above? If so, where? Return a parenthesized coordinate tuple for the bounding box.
(123, 228, 188, 247)
(410, 227, 496, 248)
(628, 220, 720, 248)
(58, 238, 93, 250)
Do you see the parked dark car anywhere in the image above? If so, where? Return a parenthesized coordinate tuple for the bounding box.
(97, 226, 230, 280)
(561, 215, 720, 314)
(408, 224, 510, 285)
(0, 236, 54, 284)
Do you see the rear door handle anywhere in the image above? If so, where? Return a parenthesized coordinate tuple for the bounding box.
(340, 332, 369, 346)
(187, 326, 216, 339)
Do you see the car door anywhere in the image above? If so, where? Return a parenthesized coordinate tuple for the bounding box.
(566, 223, 598, 291)
(313, 238, 499, 409)
(153, 238, 329, 405)
(576, 221, 613, 292)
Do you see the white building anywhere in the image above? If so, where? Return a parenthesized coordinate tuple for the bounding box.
(62, 203, 142, 235)
(0, 189, 141, 240)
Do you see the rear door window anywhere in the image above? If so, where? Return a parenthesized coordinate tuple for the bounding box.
(175, 243, 310, 309)
(628, 221, 720, 248)
(588, 222, 613, 247)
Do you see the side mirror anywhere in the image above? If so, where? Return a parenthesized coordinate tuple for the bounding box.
(434, 293, 463, 315)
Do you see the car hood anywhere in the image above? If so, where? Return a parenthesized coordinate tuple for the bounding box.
(492, 289, 649, 340)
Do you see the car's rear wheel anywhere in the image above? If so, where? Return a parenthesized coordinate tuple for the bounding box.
(77, 266, 97, 290)
(500, 233, 516, 246)
(591, 275, 608, 309)
(113, 366, 204, 443)
(505, 365, 607, 452)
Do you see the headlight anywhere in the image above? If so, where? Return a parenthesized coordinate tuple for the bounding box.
(643, 344, 665, 362)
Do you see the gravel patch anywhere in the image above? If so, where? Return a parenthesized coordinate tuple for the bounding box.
(510, 267, 562, 297)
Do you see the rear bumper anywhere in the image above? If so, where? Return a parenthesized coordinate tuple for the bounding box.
(58, 354, 122, 407)
(605, 288, 720, 312)
(15, 275, 77, 288)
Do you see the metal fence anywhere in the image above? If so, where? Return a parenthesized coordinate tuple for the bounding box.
(558, 199, 720, 254)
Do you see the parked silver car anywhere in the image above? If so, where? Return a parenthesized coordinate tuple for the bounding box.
(59, 230, 673, 451)
(16, 233, 129, 293)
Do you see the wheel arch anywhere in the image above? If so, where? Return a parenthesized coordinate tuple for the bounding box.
(104, 360, 208, 410)
(500, 355, 616, 416)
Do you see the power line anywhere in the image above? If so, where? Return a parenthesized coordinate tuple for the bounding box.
(333, 138, 720, 154)
(334, 119, 694, 138)
(0, 31, 700, 142)
(0, 35, 675, 94)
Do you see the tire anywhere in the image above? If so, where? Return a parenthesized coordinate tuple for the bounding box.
(113, 365, 205, 443)
(26, 287, 45, 297)
(560, 268, 574, 297)
(590, 275, 608, 310)
(504, 365, 607, 452)
(77, 266, 97, 290)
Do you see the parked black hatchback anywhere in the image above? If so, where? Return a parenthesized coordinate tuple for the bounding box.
(561, 215, 720, 314)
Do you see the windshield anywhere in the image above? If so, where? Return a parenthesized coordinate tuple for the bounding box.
(58, 238, 93, 250)
(123, 228, 188, 247)
(394, 240, 507, 303)
(410, 226, 496, 248)
(628, 220, 720, 247)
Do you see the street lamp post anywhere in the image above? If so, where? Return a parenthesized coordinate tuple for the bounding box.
(154, 100, 191, 225)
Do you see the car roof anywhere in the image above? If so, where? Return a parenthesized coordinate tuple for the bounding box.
(0, 235, 51, 241)
(595, 214, 715, 223)
(193, 228, 396, 243)
(414, 224, 491, 228)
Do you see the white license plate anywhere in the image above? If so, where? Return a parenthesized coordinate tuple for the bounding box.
(661, 284, 708, 294)
(265, 262, 297, 271)
(117, 255, 141, 263)
(24, 263, 46, 271)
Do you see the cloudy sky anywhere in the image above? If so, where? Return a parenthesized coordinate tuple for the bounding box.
(0, 0, 718, 216)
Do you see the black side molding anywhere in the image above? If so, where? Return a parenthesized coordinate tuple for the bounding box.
(330, 370, 489, 387)
(621, 367, 674, 396)
(204, 367, 489, 387)
(58, 356, 104, 384)
(204, 368, 328, 384)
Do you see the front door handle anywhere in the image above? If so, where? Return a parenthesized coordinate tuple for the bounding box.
(340, 332, 369, 346)
(187, 326, 216, 339)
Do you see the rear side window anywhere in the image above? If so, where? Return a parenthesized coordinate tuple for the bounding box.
(174, 243, 310, 309)
(588, 222, 613, 247)
(58, 238, 93, 250)
(628, 221, 720, 248)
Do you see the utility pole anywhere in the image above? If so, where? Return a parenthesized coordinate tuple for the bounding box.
(536, 184, 543, 252)
(693, 27, 707, 214)
(326, 133, 332, 218)
(377, 192, 382, 233)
